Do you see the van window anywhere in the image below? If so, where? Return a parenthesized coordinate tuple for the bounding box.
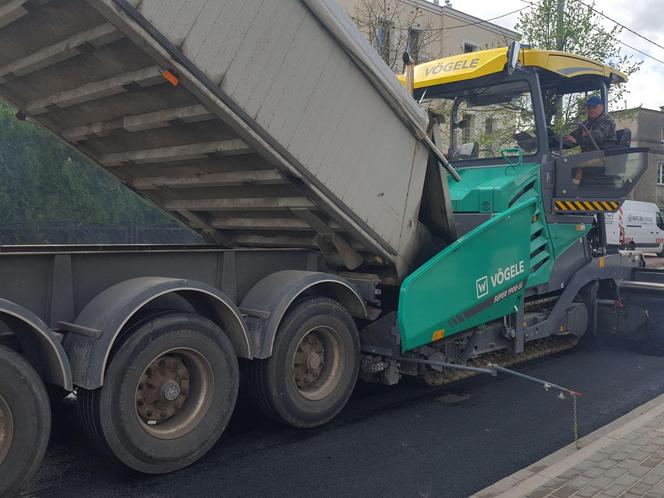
(657, 212, 664, 231)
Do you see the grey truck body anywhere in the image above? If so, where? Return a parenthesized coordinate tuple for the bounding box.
(0, 0, 438, 278)
(0, 0, 445, 395)
(0, 244, 369, 391)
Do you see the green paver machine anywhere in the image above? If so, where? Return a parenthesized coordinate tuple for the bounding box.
(363, 43, 660, 386)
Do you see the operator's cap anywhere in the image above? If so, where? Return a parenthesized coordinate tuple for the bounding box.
(586, 96, 602, 107)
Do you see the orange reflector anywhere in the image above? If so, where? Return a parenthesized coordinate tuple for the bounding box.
(599, 257, 605, 269)
(432, 329, 445, 341)
(576, 224, 585, 231)
(162, 69, 180, 87)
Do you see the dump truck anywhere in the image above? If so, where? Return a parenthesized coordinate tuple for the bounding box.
(0, 0, 661, 494)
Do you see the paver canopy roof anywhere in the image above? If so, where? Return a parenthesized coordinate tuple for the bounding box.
(405, 47, 627, 90)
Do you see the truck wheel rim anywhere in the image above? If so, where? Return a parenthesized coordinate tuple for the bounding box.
(135, 348, 213, 440)
(292, 326, 344, 401)
(0, 394, 13, 465)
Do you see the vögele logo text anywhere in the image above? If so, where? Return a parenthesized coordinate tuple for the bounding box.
(476, 260, 525, 300)
(490, 260, 525, 287)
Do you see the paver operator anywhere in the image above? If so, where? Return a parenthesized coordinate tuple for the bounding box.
(564, 95, 617, 151)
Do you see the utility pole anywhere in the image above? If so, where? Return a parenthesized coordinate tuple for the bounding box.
(554, 0, 565, 128)
(555, 0, 565, 51)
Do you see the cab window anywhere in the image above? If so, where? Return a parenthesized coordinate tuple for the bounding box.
(424, 80, 538, 161)
(554, 148, 649, 200)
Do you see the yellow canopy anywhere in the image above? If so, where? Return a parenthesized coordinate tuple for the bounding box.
(400, 47, 627, 90)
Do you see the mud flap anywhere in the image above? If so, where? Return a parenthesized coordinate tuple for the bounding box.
(398, 198, 537, 351)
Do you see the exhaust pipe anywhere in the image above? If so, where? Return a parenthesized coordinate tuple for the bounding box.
(403, 52, 415, 97)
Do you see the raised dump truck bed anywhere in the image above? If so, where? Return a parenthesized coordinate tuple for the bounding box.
(0, 0, 436, 277)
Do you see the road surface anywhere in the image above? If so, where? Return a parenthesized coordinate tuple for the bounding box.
(24, 338, 664, 498)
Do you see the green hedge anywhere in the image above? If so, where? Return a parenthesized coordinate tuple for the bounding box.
(0, 103, 172, 227)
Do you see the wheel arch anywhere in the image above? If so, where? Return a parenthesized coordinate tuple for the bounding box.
(63, 277, 250, 390)
(0, 298, 73, 391)
(240, 270, 367, 359)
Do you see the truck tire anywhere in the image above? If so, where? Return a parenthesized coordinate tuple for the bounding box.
(77, 313, 238, 474)
(0, 346, 51, 497)
(247, 298, 360, 428)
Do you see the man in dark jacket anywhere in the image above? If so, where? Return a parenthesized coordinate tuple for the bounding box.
(564, 96, 617, 151)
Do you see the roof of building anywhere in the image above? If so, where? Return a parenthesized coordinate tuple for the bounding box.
(401, 0, 520, 39)
(441, 5, 520, 39)
(405, 47, 627, 89)
(613, 107, 664, 116)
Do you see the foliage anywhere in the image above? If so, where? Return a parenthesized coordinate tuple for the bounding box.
(0, 103, 173, 236)
(352, 0, 440, 70)
(515, 0, 641, 109)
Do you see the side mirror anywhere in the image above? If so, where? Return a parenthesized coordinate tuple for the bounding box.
(454, 119, 470, 130)
(506, 41, 521, 75)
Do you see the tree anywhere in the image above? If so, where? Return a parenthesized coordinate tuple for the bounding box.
(351, 0, 440, 71)
(515, 0, 641, 116)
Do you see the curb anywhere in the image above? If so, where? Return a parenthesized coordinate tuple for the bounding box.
(471, 392, 664, 498)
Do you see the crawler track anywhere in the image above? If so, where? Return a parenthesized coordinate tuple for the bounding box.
(422, 336, 579, 386)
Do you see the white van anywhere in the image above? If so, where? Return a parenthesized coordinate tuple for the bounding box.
(604, 200, 664, 254)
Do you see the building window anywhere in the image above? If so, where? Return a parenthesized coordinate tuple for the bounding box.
(461, 114, 473, 143)
(406, 28, 421, 62)
(485, 117, 494, 135)
(658, 163, 664, 185)
(661, 126, 664, 143)
(375, 19, 392, 62)
(463, 42, 478, 53)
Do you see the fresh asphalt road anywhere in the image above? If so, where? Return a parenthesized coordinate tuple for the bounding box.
(24, 338, 664, 498)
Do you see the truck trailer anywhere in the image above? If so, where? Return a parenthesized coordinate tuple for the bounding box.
(0, 0, 661, 494)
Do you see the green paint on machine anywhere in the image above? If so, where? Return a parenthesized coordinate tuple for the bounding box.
(549, 222, 591, 259)
(396, 158, 594, 353)
(398, 198, 537, 352)
(449, 163, 541, 213)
